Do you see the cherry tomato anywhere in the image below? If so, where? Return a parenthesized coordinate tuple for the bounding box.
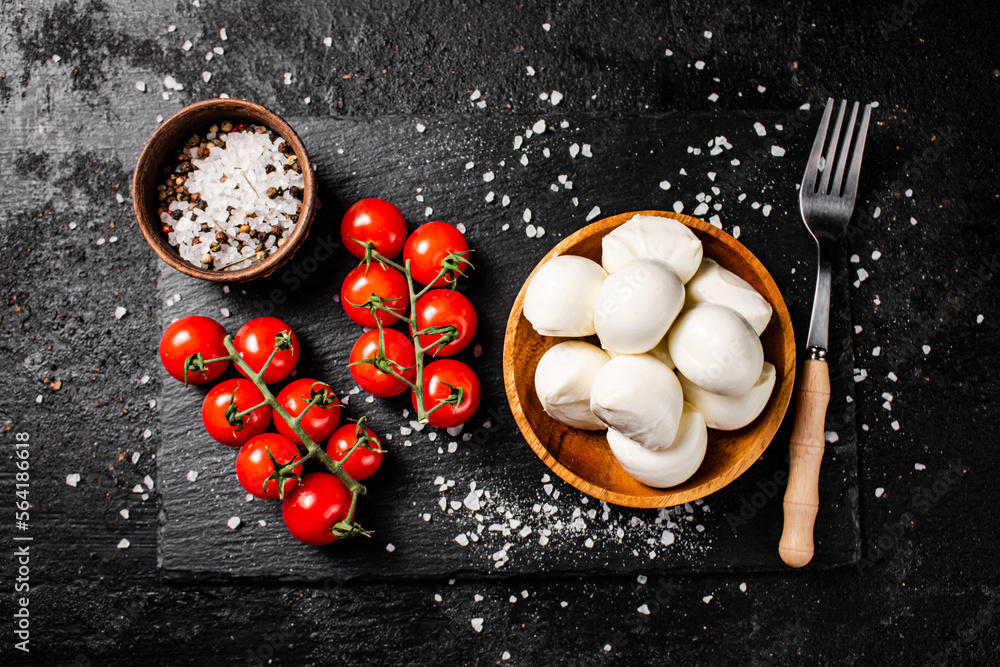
(275, 378, 342, 445)
(403, 222, 471, 288)
(327, 423, 383, 481)
(411, 359, 481, 428)
(341, 198, 408, 260)
(340, 263, 409, 328)
(236, 433, 303, 499)
(349, 328, 416, 397)
(414, 289, 478, 357)
(233, 317, 300, 384)
(281, 472, 352, 545)
(159, 315, 230, 384)
(201, 378, 271, 447)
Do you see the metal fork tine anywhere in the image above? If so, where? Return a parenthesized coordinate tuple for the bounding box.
(817, 100, 847, 195)
(842, 103, 872, 202)
(801, 98, 834, 194)
(831, 102, 859, 196)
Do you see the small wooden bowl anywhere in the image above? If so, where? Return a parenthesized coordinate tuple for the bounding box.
(132, 98, 317, 283)
(503, 211, 796, 508)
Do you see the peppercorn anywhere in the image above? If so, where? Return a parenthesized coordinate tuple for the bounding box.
(162, 224, 174, 234)
(220, 120, 234, 132)
(176, 161, 193, 174)
(157, 190, 167, 201)
(186, 134, 200, 147)
(200, 223, 210, 233)
(265, 163, 276, 174)
(255, 249, 266, 261)
(288, 186, 302, 199)
(266, 187, 279, 199)
(239, 224, 251, 234)
(208, 123, 219, 134)
(277, 237, 286, 247)
(209, 241, 221, 252)
(286, 154, 298, 165)
(215, 231, 227, 242)
(200, 253, 213, 264)
(171, 209, 183, 220)
(270, 225, 282, 236)
(279, 141, 293, 154)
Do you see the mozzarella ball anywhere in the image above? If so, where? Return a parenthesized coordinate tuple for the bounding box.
(609, 334, 675, 368)
(606, 402, 708, 488)
(590, 354, 684, 450)
(601, 214, 704, 282)
(667, 304, 763, 396)
(593, 258, 685, 354)
(524, 255, 607, 337)
(679, 362, 776, 430)
(685, 259, 773, 335)
(534, 342, 611, 430)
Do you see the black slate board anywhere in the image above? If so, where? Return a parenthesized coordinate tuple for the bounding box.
(157, 112, 859, 582)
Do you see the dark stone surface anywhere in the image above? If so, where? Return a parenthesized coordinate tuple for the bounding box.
(157, 112, 858, 581)
(1, 1, 998, 664)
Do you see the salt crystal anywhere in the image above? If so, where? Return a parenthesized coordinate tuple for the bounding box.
(114, 306, 127, 320)
(181, 40, 192, 51)
(754, 122, 766, 136)
(659, 180, 671, 190)
(520, 154, 529, 166)
(66, 474, 81, 487)
(569, 143, 580, 158)
(523, 208, 532, 223)
(525, 225, 537, 238)
(144, 475, 155, 490)
(693, 202, 709, 216)
(186, 470, 199, 482)
(872, 250, 882, 260)
(875, 487, 884, 498)
(425, 207, 433, 217)
(695, 60, 705, 70)
(672, 201, 684, 214)
(483, 171, 495, 182)
(733, 226, 741, 239)
(416, 123, 426, 133)
(637, 604, 651, 615)
(120, 509, 130, 520)
(922, 345, 931, 355)
(771, 145, 786, 157)
(910, 217, 918, 225)
(550, 91, 563, 105)
(762, 205, 772, 217)
(471, 618, 484, 632)
(660, 531, 674, 546)
(740, 582, 747, 592)
(132, 452, 140, 464)
(386, 543, 396, 552)
(581, 144, 592, 157)
(219, 27, 228, 40)
(707, 93, 719, 102)
(978, 314, 984, 324)
(703, 595, 713, 604)
(117, 539, 130, 549)
(143, 429, 152, 439)
(586, 206, 601, 221)
(888, 372, 898, 382)
(825, 431, 839, 443)
(526, 66, 535, 76)
(542, 22, 551, 31)
(455, 533, 470, 546)
(227, 516, 241, 529)
(891, 421, 900, 430)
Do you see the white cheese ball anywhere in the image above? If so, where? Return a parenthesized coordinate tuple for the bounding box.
(667, 304, 764, 397)
(685, 259, 773, 335)
(524, 255, 607, 337)
(594, 258, 685, 354)
(601, 214, 704, 282)
(679, 362, 776, 430)
(608, 334, 675, 369)
(534, 342, 611, 430)
(589, 354, 684, 450)
(606, 402, 708, 488)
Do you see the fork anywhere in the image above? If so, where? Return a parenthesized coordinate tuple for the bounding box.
(779, 98, 872, 568)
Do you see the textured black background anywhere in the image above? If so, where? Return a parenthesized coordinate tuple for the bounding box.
(1, 1, 999, 665)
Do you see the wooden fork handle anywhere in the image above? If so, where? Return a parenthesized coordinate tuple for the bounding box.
(779, 358, 831, 568)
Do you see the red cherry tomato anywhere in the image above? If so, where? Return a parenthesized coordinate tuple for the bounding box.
(327, 423, 383, 481)
(411, 359, 481, 428)
(340, 263, 409, 328)
(403, 222, 471, 288)
(159, 315, 230, 384)
(341, 198, 408, 260)
(201, 378, 271, 447)
(233, 317, 300, 384)
(275, 378, 342, 445)
(414, 289, 478, 357)
(349, 328, 416, 397)
(281, 472, 352, 546)
(235, 433, 303, 499)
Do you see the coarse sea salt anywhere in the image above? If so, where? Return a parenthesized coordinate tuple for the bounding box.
(167, 130, 304, 271)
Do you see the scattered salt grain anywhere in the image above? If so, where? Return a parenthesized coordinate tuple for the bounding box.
(637, 604, 650, 615)
(520, 154, 529, 166)
(455, 533, 470, 546)
(143, 475, 155, 491)
(581, 144, 592, 157)
(416, 123, 426, 133)
(542, 22, 551, 31)
(532, 119, 546, 134)
(550, 90, 563, 105)
(117, 539, 130, 549)
(35, 395, 43, 404)
(891, 421, 900, 430)
(114, 306, 127, 320)
(525, 225, 537, 238)
(703, 595, 713, 604)
(425, 207, 433, 217)
(66, 474, 81, 487)
(186, 470, 199, 482)
(219, 27, 228, 40)
(762, 205, 772, 217)
(733, 226, 741, 239)
(471, 618, 484, 632)
(740, 582, 747, 592)
(754, 122, 766, 136)
(569, 143, 580, 158)
(887, 372, 898, 382)
(523, 208, 532, 223)
(771, 145, 785, 157)
(922, 345, 931, 355)
(227, 516, 241, 530)
(181, 40, 192, 52)
(526, 66, 536, 76)
(872, 250, 882, 260)
(586, 206, 601, 221)
(707, 93, 719, 102)
(694, 60, 705, 70)
(143, 429, 152, 439)
(673, 201, 684, 214)
(659, 180, 671, 190)
(875, 487, 884, 498)
(386, 543, 396, 552)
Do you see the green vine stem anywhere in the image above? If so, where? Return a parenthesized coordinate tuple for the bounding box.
(199, 336, 370, 539)
(349, 246, 472, 424)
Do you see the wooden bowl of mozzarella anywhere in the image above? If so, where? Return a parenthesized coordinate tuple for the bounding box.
(502, 210, 795, 508)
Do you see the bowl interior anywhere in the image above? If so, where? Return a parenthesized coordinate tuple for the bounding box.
(132, 98, 317, 283)
(503, 210, 796, 508)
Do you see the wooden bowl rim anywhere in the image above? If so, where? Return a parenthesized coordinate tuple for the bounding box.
(131, 98, 317, 283)
(502, 210, 796, 508)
